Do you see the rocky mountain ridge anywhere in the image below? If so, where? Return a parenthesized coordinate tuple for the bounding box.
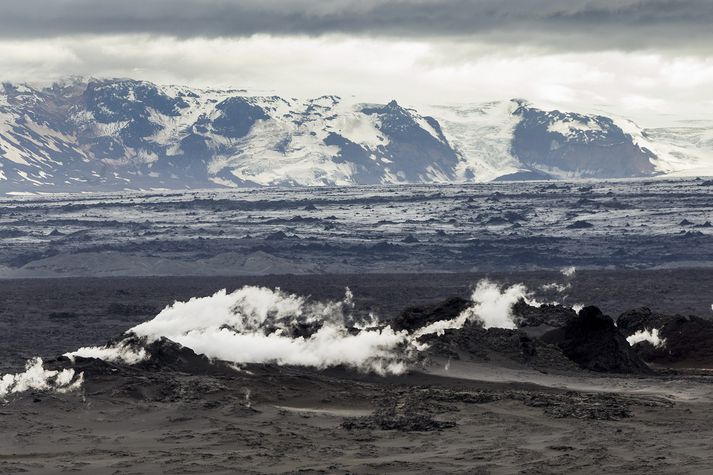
(0, 78, 711, 191)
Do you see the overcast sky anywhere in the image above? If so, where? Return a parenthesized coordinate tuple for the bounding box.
(0, 0, 711, 126)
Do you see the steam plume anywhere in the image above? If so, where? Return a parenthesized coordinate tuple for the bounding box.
(0, 358, 83, 398)
(627, 328, 666, 348)
(2, 279, 559, 398)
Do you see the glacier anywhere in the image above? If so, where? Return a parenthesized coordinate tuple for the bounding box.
(0, 78, 711, 192)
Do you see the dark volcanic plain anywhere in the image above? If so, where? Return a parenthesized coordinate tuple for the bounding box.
(2, 271, 713, 473)
(4, 357, 713, 474)
(3, 179, 713, 474)
(1, 179, 713, 277)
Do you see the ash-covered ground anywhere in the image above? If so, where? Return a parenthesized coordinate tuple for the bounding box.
(3, 180, 713, 474)
(1, 178, 713, 277)
(3, 271, 713, 473)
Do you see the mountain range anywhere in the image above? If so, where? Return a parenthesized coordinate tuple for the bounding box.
(1, 78, 712, 192)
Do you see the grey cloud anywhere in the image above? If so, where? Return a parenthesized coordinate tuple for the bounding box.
(0, 0, 711, 51)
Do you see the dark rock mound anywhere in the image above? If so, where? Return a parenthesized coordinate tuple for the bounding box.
(542, 306, 650, 374)
(422, 321, 578, 372)
(395, 297, 637, 373)
(486, 191, 503, 201)
(134, 336, 224, 375)
(342, 392, 455, 432)
(493, 170, 555, 182)
(401, 234, 419, 243)
(485, 216, 510, 225)
(50, 334, 234, 378)
(481, 212, 528, 225)
(512, 300, 577, 335)
(265, 231, 288, 240)
(618, 307, 713, 367)
(567, 220, 594, 229)
(617, 307, 669, 334)
(46, 354, 132, 378)
(521, 391, 632, 420)
(43, 336, 247, 403)
(680, 230, 705, 238)
(391, 297, 470, 332)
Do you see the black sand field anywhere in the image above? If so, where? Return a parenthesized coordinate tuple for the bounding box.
(2, 271, 713, 474)
(3, 358, 713, 474)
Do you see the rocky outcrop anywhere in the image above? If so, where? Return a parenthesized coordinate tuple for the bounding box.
(618, 307, 713, 367)
(542, 306, 651, 373)
(391, 297, 470, 332)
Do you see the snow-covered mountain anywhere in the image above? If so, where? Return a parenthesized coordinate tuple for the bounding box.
(0, 78, 711, 191)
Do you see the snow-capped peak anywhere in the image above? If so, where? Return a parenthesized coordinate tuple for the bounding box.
(0, 78, 711, 192)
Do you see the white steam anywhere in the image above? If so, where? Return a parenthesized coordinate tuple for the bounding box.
(1, 279, 559, 398)
(77, 281, 533, 375)
(415, 279, 531, 337)
(132, 286, 352, 338)
(65, 341, 148, 365)
(460, 280, 530, 330)
(130, 286, 409, 375)
(174, 324, 408, 374)
(0, 358, 83, 399)
(541, 282, 570, 293)
(627, 328, 666, 348)
(540, 266, 577, 301)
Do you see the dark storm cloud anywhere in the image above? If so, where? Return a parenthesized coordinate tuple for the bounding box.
(0, 0, 711, 51)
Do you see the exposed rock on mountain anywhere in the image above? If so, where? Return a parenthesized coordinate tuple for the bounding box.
(1, 78, 711, 191)
(511, 103, 657, 179)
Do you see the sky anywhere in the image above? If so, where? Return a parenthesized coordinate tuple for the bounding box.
(0, 0, 711, 127)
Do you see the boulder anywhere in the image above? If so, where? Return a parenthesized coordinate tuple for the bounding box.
(618, 307, 713, 367)
(542, 306, 650, 373)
